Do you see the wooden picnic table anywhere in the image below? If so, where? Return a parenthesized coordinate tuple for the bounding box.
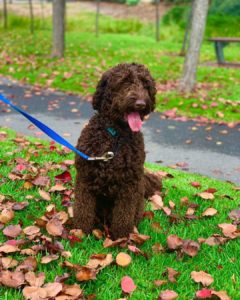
(208, 37, 240, 65)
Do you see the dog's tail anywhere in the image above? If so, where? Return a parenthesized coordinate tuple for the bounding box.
(144, 171, 162, 199)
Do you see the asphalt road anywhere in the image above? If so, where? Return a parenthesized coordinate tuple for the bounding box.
(0, 77, 239, 184)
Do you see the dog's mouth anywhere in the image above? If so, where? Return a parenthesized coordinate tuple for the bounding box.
(124, 112, 143, 132)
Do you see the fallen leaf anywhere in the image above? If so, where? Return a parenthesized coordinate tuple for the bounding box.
(191, 182, 201, 188)
(3, 224, 22, 238)
(103, 237, 128, 248)
(154, 279, 168, 286)
(55, 171, 72, 183)
(44, 282, 63, 297)
(218, 223, 238, 239)
(22, 286, 48, 300)
(86, 253, 113, 271)
(116, 252, 132, 267)
(46, 218, 63, 236)
(39, 189, 51, 201)
(167, 235, 183, 250)
(76, 267, 97, 281)
(167, 267, 180, 283)
(0, 209, 14, 224)
(23, 226, 40, 236)
(202, 208, 218, 217)
(129, 233, 150, 245)
(41, 254, 59, 264)
(16, 257, 37, 272)
(0, 244, 20, 253)
(25, 271, 45, 287)
(0, 257, 18, 269)
(158, 290, 178, 300)
(197, 192, 214, 200)
(121, 276, 136, 294)
(150, 194, 164, 210)
(191, 271, 214, 286)
(182, 240, 200, 257)
(0, 270, 25, 288)
(211, 290, 231, 300)
(195, 289, 213, 299)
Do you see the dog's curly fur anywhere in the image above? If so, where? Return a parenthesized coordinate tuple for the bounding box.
(74, 63, 162, 239)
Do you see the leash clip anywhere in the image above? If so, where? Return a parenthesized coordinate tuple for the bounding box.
(88, 151, 114, 162)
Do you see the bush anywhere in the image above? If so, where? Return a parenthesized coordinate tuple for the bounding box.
(209, 0, 240, 16)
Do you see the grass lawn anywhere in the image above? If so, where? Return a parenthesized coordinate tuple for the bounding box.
(0, 11, 240, 123)
(0, 128, 239, 299)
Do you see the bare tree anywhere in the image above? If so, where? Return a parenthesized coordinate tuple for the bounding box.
(155, 0, 160, 42)
(52, 0, 66, 58)
(29, 0, 34, 34)
(3, 0, 8, 29)
(179, 0, 209, 93)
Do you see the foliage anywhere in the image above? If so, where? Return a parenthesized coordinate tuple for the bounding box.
(209, 0, 240, 17)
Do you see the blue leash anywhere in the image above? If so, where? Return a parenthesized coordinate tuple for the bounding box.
(0, 93, 114, 161)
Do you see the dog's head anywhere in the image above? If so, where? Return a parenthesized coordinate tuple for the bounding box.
(92, 63, 156, 132)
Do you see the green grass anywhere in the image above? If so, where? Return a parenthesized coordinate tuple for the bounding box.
(0, 11, 240, 122)
(0, 127, 239, 299)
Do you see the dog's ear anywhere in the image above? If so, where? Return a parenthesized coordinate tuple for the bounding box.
(92, 72, 109, 111)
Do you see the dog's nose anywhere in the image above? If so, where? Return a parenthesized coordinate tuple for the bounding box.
(135, 100, 146, 110)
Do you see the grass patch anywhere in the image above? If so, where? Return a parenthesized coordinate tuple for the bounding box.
(0, 11, 240, 122)
(0, 127, 239, 299)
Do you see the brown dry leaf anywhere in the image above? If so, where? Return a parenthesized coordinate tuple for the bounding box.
(1, 257, 19, 269)
(103, 237, 128, 248)
(46, 218, 63, 236)
(62, 284, 83, 298)
(0, 244, 20, 253)
(41, 254, 59, 264)
(186, 207, 195, 216)
(129, 233, 150, 245)
(86, 253, 113, 271)
(49, 184, 66, 192)
(191, 271, 214, 286)
(167, 235, 183, 250)
(0, 208, 14, 224)
(39, 189, 51, 201)
(32, 175, 50, 187)
(152, 243, 164, 253)
(55, 211, 69, 224)
(197, 192, 214, 200)
(116, 252, 131, 267)
(182, 240, 200, 257)
(167, 267, 180, 283)
(3, 224, 22, 238)
(211, 290, 231, 300)
(16, 257, 37, 272)
(23, 181, 34, 190)
(69, 229, 85, 239)
(158, 290, 178, 300)
(25, 272, 45, 287)
(76, 266, 97, 282)
(92, 229, 103, 240)
(44, 282, 63, 298)
(202, 208, 218, 217)
(204, 234, 228, 246)
(150, 194, 164, 210)
(22, 286, 48, 300)
(154, 279, 168, 286)
(23, 226, 40, 236)
(218, 223, 238, 239)
(0, 270, 25, 288)
(162, 206, 172, 216)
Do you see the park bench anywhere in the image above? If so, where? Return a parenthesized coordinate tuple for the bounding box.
(208, 37, 240, 65)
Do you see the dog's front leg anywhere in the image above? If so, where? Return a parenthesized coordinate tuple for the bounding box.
(110, 185, 142, 239)
(73, 183, 96, 235)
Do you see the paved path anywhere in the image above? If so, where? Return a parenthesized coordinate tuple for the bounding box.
(0, 77, 239, 184)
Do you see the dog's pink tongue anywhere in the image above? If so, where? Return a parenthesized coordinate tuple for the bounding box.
(127, 112, 143, 132)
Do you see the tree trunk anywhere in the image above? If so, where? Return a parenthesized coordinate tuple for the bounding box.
(179, 0, 209, 93)
(40, 0, 45, 29)
(52, 0, 66, 58)
(3, 0, 8, 29)
(180, 1, 194, 56)
(155, 0, 160, 42)
(29, 0, 34, 34)
(95, 0, 100, 37)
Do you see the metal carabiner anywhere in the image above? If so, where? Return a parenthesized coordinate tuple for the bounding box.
(88, 151, 114, 162)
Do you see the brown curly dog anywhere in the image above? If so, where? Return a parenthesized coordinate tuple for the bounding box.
(74, 63, 162, 239)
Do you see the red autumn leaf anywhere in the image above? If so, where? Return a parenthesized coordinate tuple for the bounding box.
(55, 171, 72, 183)
(195, 289, 213, 299)
(190, 182, 202, 188)
(121, 276, 136, 294)
(3, 224, 22, 238)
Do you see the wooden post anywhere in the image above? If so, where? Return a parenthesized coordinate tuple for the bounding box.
(155, 0, 160, 42)
(96, 0, 100, 37)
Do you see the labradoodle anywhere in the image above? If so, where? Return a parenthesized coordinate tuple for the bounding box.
(74, 63, 162, 239)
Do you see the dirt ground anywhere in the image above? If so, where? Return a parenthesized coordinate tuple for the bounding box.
(7, 1, 171, 22)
